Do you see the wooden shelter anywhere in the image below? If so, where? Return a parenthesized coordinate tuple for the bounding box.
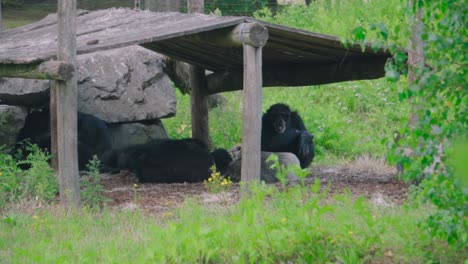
(0, 8, 392, 202)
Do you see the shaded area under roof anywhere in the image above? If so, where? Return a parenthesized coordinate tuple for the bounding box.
(0, 8, 392, 86)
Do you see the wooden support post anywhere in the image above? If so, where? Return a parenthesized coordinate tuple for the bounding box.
(188, 0, 209, 146)
(190, 65, 209, 145)
(50, 0, 80, 209)
(238, 23, 268, 186)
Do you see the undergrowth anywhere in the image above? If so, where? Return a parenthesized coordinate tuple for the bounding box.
(0, 181, 463, 263)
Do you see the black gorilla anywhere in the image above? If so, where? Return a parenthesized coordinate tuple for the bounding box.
(261, 103, 315, 168)
(101, 138, 233, 183)
(16, 107, 112, 170)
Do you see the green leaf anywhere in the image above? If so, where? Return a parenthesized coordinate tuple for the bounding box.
(352, 26, 367, 41)
(386, 69, 400, 82)
(393, 51, 408, 66)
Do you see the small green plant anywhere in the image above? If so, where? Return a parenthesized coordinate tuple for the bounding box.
(266, 154, 288, 188)
(80, 156, 109, 210)
(204, 165, 232, 193)
(267, 154, 311, 187)
(20, 144, 57, 204)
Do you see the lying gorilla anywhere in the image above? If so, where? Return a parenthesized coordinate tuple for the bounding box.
(101, 138, 232, 183)
(16, 107, 112, 170)
(261, 103, 315, 168)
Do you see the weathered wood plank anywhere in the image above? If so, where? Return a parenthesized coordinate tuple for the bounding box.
(0, 61, 74, 80)
(0, 9, 244, 64)
(51, 0, 80, 209)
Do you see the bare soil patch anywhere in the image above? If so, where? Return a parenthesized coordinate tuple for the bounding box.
(101, 159, 409, 215)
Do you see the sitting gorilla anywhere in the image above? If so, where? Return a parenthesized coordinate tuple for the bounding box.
(101, 138, 232, 183)
(261, 103, 315, 168)
(16, 107, 112, 170)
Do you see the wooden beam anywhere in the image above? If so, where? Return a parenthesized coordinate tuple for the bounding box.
(205, 57, 388, 94)
(51, 0, 80, 209)
(183, 22, 269, 48)
(188, 0, 209, 146)
(239, 23, 268, 186)
(189, 64, 209, 145)
(241, 44, 264, 185)
(0, 61, 74, 80)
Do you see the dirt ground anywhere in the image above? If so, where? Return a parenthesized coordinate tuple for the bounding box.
(101, 156, 409, 215)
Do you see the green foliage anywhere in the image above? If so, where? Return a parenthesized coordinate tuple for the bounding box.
(0, 147, 24, 209)
(255, 0, 408, 47)
(266, 154, 289, 188)
(383, 0, 467, 247)
(0, 185, 463, 263)
(80, 156, 109, 211)
(0, 144, 57, 209)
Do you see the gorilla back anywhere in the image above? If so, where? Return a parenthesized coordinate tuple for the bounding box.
(261, 103, 315, 168)
(102, 138, 232, 183)
(16, 107, 112, 169)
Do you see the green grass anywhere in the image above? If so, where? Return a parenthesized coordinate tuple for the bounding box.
(0, 185, 463, 263)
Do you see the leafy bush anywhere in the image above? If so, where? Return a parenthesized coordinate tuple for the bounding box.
(0, 144, 57, 209)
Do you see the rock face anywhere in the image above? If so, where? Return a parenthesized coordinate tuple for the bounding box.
(227, 147, 301, 183)
(76, 46, 176, 123)
(0, 46, 177, 123)
(0, 105, 28, 148)
(108, 120, 169, 149)
(0, 78, 49, 106)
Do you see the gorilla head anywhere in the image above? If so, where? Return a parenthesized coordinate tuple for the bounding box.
(264, 103, 291, 134)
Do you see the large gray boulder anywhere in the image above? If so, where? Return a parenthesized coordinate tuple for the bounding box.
(108, 120, 168, 149)
(76, 46, 176, 123)
(0, 46, 177, 123)
(227, 147, 301, 183)
(0, 105, 28, 149)
(0, 78, 49, 106)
